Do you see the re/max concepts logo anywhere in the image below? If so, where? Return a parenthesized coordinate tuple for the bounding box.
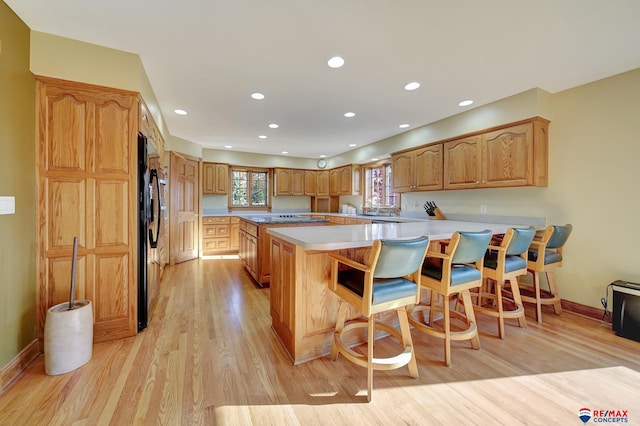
(579, 408, 629, 423)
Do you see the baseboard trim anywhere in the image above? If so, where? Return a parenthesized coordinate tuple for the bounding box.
(561, 299, 610, 323)
(0, 339, 41, 394)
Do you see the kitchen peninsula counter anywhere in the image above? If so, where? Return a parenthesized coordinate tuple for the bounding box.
(266, 220, 513, 365)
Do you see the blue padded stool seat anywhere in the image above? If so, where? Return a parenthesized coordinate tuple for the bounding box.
(528, 250, 562, 265)
(422, 261, 482, 286)
(337, 269, 418, 306)
(485, 252, 527, 273)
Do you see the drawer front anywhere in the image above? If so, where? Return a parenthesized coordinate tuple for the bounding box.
(204, 216, 231, 225)
(230, 216, 240, 224)
(246, 223, 258, 238)
(203, 238, 230, 253)
(204, 224, 229, 237)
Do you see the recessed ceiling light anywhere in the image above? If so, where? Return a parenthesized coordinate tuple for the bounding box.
(399, 123, 410, 128)
(281, 151, 288, 155)
(174, 109, 187, 115)
(258, 135, 267, 139)
(224, 145, 232, 149)
(268, 123, 279, 129)
(371, 158, 379, 162)
(251, 92, 265, 100)
(404, 82, 420, 91)
(349, 143, 357, 147)
(344, 112, 356, 118)
(319, 155, 326, 158)
(459, 99, 474, 107)
(327, 56, 345, 68)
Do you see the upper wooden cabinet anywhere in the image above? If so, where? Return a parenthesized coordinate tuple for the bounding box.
(443, 135, 482, 190)
(392, 117, 549, 192)
(274, 168, 305, 196)
(316, 170, 330, 197)
(392, 144, 443, 192)
(203, 162, 229, 194)
(330, 164, 361, 196)
(481, 119, 548, 188)
(304, 170, 317, 196)
(444, 118, 548, 190)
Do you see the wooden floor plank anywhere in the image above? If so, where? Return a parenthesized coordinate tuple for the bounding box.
(1, 258, 639, 425)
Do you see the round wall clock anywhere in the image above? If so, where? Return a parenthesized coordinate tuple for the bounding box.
(317, 159, 327, 169)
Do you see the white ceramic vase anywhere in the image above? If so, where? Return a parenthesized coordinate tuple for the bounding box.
(44, 300, 93, 375)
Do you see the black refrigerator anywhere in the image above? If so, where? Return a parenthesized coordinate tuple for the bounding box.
(137, 133, 162, 330)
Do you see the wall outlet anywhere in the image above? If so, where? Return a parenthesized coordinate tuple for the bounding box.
(480, 204, 487, 214)
(0, 196, 16, 215)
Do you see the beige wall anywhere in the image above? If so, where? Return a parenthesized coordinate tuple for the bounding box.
(0, 2, 36, 367)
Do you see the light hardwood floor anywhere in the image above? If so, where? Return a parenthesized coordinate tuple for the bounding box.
(1, 258, 639, 425)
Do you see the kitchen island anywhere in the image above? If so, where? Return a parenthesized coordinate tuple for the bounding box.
(238, 215, 328, 286)
(267, 220, 513, 365)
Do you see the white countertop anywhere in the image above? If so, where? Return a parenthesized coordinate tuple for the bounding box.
(267, 220, 515, 250)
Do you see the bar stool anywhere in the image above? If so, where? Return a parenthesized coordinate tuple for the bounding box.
(328, 236, 430, 402)
(475, 227, 536, 339)
(408, 230, 492, 367)
(522, 224, 573, 323)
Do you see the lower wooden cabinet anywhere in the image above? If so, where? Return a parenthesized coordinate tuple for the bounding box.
(202, 216, 239, 255)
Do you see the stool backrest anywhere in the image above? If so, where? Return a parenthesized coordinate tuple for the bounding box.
(506, 227, 537, 256)
(374, 236, 430, 279)
(547, 224, 573, 249)
(451, 230, 492, 264)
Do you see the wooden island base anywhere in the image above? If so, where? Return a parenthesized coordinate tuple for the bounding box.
(270, 237, 399, 365)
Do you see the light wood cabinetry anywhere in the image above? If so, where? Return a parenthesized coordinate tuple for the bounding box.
(344, 217, 371, 224)
(443, 118, 549, 190)
(229, 217, 240, 251)
(392, 117, 549, 192)
(202, 216, 239, 255)
(36, 76, 139, 342)
(238, 218, 327, 286)
(392, 144, 443, 192)
(202, 162, 228, 194)
(329, 164, 361, 196)
(443, 135, 482, 190)
(481, 119, 548, 188)
(304, 170, 316, 196)
(316, 170, 330, 196)
(274, 168, 305, 196)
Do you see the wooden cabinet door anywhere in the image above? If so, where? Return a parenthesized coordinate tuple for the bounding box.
(274, 168, 291, 196)
(171, 152, 200, 263)
(36, 77, 138, 342)
(290, 169, 305, 195)
(340, 166, 352, 194)
(329, 169, 340, 196)
(304, 170, 317, 195)
(203, 162, 228, 194)
(444, 135, 482, 190)
(481, 122, 534, 188)
(230, 222, 240, 251)
(316, 170, 330, 196)
(392, 151, 414, 192)
(414, 144, 443, 191)
(270, 238, 295, 342)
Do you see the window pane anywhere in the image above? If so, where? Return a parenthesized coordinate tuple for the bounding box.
(232, 171, 248, 206)
(251, 172, 267, 206)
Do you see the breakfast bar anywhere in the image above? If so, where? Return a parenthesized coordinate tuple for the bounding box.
(267, 220, 514, 365)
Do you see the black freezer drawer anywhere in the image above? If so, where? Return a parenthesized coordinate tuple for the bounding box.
(611, 280, 640, 342)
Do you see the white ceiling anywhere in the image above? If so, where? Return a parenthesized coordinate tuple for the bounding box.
(6, 0, 640, 159)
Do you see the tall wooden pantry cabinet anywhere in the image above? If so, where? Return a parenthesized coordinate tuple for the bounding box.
(36, 77, 139, 343)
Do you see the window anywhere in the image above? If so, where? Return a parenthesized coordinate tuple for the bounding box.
(365, 163, 398, 208)
(231, 168, 270, 208)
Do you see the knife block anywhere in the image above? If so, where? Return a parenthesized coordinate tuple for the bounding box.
(428, 207, 446, 220)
